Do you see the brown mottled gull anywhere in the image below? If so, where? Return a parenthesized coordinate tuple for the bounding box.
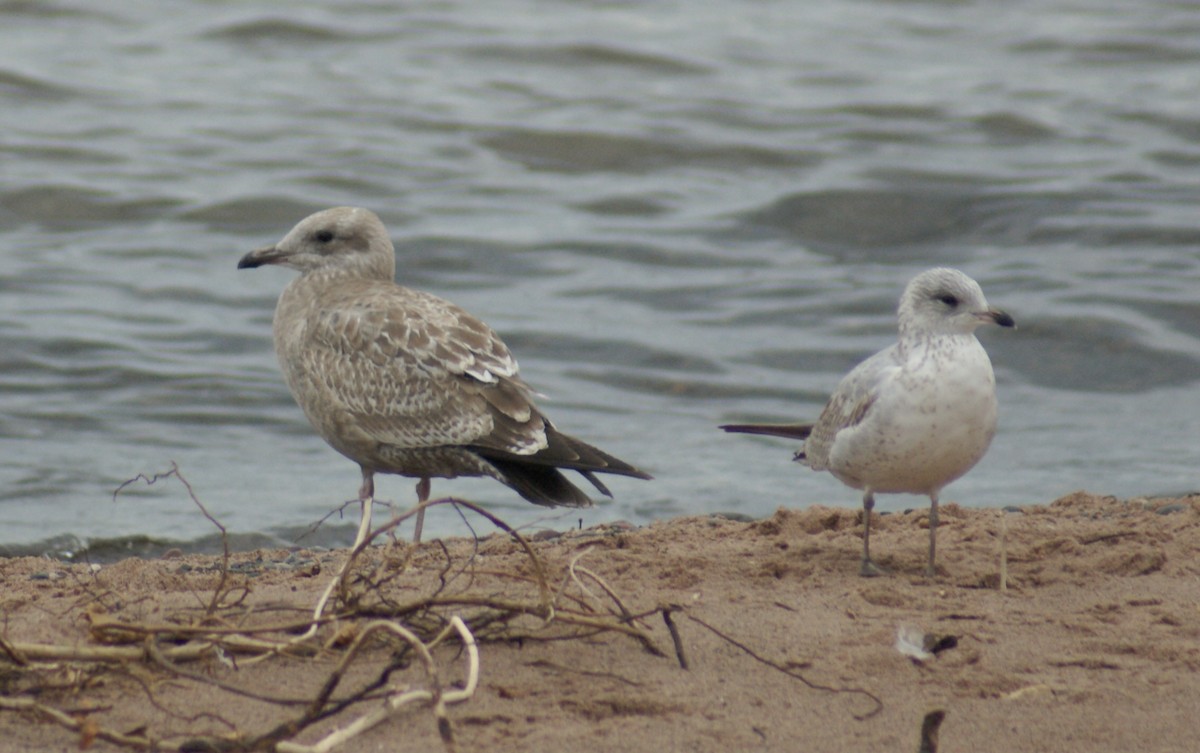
(238, 206, 651, 542)
(721, 268, 1014, 577)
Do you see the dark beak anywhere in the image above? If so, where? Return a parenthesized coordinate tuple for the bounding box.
(237, 244, 285, 269)
(980, 308, 1016, 328)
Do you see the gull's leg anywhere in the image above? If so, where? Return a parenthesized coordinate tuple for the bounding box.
(860, 489, 886, 577)
(298, 468, 376, 645)
(926, 492, 939, 578)
(352, 468, 375, 552)
(412, 477, 431, 543)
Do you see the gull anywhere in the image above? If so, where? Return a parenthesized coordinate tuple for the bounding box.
(721, 268, 1014, 576)
(238, 206, 651, 545)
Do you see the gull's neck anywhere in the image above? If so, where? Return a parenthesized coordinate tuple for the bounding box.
(896, 322, 976, 359)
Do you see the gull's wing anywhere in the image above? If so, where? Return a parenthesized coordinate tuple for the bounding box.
(802, 344, 902, 471)
(294, 280, 548, 455)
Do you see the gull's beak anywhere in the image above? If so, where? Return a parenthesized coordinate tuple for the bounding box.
(977, 308, 1016, 329)
(237, 244, 286, 270)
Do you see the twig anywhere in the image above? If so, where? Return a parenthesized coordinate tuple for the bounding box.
(0, 697, 167, 751)
(6, 472, 663, 752)
(145, 638, 313, 706)
(295, 497, 364, 544)
(9, 640, 236, 663)
(661, 606, 688, 670)
(919, 709, 946, 753)
(685, 613, 883, 720)
(290, 495, 554, 658)
(420, 596, 661, 653)
(0, 635, 28, 666)
(568, 548, 637, 624)
(114, 664, 241, 731)
(1080, 531, 1139, 545)
(525, 659, 643, 686)
(361, 497, 553, 610)
(273, 616, 478, 753)
(113, 463, 232, 615)
(260, 497, 378, 658)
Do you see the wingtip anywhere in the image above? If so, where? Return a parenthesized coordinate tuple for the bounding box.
(720, 423, 814, 440)
(581, 470, 614, 498)
(719, 423, 755, 434)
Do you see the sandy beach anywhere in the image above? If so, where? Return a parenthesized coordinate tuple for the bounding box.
(1, 490, 1198, 752)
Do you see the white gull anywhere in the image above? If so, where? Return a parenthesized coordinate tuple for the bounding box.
(722, 267, 1014, 577)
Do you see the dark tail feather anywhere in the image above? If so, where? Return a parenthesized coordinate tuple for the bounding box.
(474, 426, 650, 508)
(580, 470, 612, 497)
(555, 431, 652, 481)
(719, 422, 814, 441)
(486, 458, 594, 508)
(479, 427, 651, 480)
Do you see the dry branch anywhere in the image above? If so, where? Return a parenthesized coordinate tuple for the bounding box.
(0, 466, 667, 751)
(685, 612, 884, 720)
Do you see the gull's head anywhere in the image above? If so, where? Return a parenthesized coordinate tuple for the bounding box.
(237, 206, 395, 281)
(898, 267, 1015, 337)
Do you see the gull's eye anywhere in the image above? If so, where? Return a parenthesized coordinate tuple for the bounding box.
(315, 229, 334, 243)
(935, 293, 959, 307)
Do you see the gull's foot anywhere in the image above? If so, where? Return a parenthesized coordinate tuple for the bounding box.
(860, 558, 889, 578)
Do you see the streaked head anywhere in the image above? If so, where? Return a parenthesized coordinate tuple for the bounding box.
(237, 206, 395, 281)
(898, 267, 1015, 336)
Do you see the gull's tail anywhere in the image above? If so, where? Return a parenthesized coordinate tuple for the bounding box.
(720, 422, 814, 463)
(476, 425, 652, 508)
(719, 422, 813, 440)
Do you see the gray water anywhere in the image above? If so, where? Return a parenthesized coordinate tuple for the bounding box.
(2, 0, 1198, 560)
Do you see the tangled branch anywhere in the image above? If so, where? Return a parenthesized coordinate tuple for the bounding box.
(1, 465, 664, 751)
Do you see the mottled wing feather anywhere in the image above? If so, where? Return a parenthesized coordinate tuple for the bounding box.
(803, 345, 899, 470)
(304, 281, 545, 454)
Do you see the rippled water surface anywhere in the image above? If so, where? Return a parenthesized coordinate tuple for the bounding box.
(3, 0, 1199, 558)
